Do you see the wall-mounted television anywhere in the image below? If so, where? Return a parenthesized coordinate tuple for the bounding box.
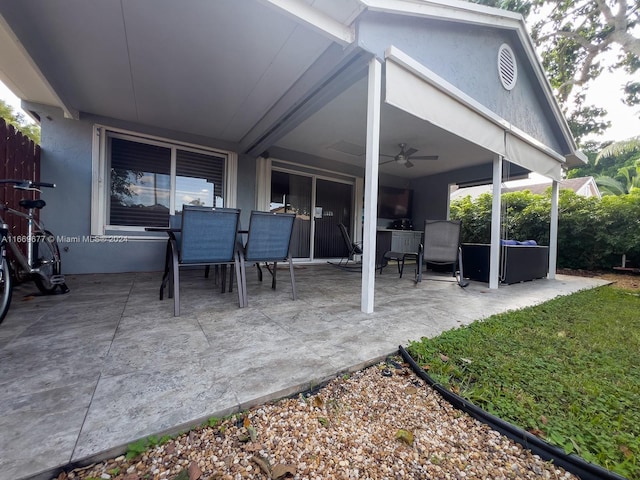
(378, 186, 413, 219)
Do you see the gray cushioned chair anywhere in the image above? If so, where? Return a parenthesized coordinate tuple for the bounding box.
(416, 219, 469, 287)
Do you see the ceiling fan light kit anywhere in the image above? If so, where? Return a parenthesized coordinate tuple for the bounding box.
(380, 143, 439, 167)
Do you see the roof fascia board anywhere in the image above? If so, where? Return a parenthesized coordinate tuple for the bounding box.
(361, 0, 579, 156)
(360, 0, 522, 27)
(512, 27, 578, 153)
(257, 0, 355, 45)
(386, 45, 566, 164)
(0, 14, 78, 120)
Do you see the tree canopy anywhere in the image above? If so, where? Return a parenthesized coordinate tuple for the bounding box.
(529, 0, 639, 106)
(0, 99, 40, 144)
(568, 135, 640, 194)
(471, 0, 639, 144)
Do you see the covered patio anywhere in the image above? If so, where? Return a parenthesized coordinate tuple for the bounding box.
(0, 2, 599, 478)
(0, 266, 607, 480)
(0, 0, 586, 314)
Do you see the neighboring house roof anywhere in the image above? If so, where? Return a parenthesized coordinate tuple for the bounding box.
(503, 176, 601, 198)
(451, 176, 602, 200)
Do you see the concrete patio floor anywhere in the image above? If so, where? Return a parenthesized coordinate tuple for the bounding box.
(0, 264, 608, 480)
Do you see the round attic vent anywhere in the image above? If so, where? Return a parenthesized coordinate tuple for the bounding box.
(498, 44, 517, 90)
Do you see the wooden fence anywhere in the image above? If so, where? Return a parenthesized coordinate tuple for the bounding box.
(0, 117, 41, 251)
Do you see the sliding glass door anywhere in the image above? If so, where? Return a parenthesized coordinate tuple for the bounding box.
(270, 171, 311, 258)
(314, 179, 353, 259)
(270, 170, 354, 260)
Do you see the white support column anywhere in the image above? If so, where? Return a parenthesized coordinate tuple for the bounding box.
(255, 155, 272, 211)
(354, 177, 365, 247)
(361, 58, 382, 314)
(489, 154, 503, 289)
(548, 179, 559, 279)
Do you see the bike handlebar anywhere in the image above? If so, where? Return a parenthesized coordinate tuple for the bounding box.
(31, 181, 56, 188)
(0, 179, 56, 189)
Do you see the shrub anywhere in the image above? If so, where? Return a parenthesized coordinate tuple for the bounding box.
(450, 190, 640, 270)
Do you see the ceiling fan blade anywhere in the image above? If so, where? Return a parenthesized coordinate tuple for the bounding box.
(410, 155, 439, 160)
(404, 147, 418, 157)
(379, 153, 396, 158)
(379, 159, 396, 165)
(405, 159, 414, 168)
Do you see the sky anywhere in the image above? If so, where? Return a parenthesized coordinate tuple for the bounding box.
(580, 59, 640, 142)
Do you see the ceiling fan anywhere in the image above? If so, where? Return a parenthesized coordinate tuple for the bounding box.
(380, 143, 438, 168)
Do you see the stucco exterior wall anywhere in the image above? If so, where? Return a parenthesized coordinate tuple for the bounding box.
(34, 105, 417, 274)
(410, 162, 529, 227)
(357, 12, 567, 154)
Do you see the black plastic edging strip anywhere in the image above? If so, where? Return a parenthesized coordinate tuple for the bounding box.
(399, 346, 628, 480)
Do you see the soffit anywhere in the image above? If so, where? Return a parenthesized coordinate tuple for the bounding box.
(0, 0, 340, 141)
(274, 77, 495, 179)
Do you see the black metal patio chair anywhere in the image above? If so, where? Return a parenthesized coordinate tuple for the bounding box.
(332, 222, 362, 269)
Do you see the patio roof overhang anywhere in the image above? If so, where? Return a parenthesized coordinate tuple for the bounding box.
(384, 47, 565, 182)
(0, 0, 578, 312)
(0, 0, 582, 175)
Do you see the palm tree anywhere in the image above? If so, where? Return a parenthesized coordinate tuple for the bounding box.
(595, 136, 640, 195)
(596, 135, 640, 162)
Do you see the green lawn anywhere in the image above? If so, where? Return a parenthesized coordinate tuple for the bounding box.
(407, 285, 640, 479)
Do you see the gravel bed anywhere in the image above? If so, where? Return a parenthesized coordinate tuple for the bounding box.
(58, 361, 577, 480)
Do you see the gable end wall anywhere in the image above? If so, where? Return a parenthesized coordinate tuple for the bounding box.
(357, 12, 567, 154)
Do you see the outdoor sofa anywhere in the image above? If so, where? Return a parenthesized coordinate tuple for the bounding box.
(461, 241, 549, 284)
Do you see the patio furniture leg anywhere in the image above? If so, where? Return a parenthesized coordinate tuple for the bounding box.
(272, 261, 277, 290)
(220, 265, 227, 293)
(400, 253, 417, 279)
(172, 250, 181, 316)
(168, 237, 178, 299)
(288, 256, 297, 300)
(234, 251, 245, 308)
(239, 253, 248, 307)
(457, 247, 469, 287)
(416, 245, 424, 283)
(160, 238, 172, 300)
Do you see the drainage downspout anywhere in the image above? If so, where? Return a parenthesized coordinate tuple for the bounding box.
(398, 346, 628, 480)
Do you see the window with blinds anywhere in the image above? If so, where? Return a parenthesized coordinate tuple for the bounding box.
(107, 135, 226, 228)
(175, 149, 225, 212)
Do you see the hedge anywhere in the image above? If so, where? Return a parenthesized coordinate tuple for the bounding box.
(450, 190, 640, 270)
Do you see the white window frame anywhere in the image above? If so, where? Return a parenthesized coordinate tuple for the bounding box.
(91, 125, 237, 238)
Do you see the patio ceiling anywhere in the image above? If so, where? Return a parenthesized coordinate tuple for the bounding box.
(0, 0, 510, 181)
(0, 0, 579, 183)
(274, 76, 495, 179)
(0, 0, 362, 143)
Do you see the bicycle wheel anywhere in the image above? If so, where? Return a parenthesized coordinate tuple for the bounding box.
(32, 230, 62, 294)
(0, 256, 12, 324)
